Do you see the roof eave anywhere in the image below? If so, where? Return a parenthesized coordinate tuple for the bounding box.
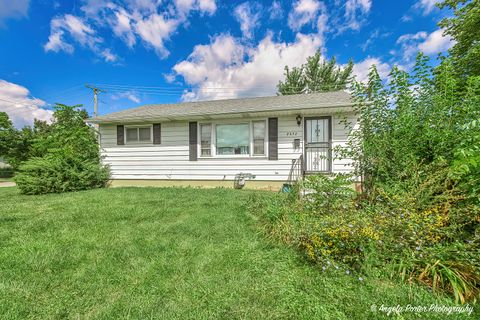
(87, 103, 356, 124)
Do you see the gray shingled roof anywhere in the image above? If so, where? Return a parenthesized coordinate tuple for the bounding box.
(88, 90, 354, 123)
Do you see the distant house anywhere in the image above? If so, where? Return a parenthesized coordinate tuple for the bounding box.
(88, 91, 358, 189)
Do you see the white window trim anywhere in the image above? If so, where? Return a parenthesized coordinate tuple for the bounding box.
(251, 120, 267, 157)
(197, 119, 268, 159)
(124, 124, 153, 145)
(199, 123, 213, 157)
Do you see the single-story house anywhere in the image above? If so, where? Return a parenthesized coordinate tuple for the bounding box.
(88, 91, 358, 190)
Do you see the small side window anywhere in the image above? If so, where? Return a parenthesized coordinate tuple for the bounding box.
(253, 121, 266, 155)
(200, 124, 212, 156)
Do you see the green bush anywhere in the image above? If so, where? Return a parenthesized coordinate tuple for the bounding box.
(251, 54, 480, 303)
(13, 103, 110, 195)
(302, 174, 357, 215)
(15, 155, 109, 195)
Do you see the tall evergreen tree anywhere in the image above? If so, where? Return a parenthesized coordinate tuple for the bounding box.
(277, 52, 354, 95)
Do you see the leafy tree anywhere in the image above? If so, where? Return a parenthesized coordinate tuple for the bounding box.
(438, 0, 480, 78)
(0, 112, 14, 158)
(277, 52, 354, 95)
(5, 127, 36, 170)
(0, 112, 37, 169)
(15, 104, 109, 194)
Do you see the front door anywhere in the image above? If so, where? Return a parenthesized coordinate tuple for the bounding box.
(304, 117, 332, 173)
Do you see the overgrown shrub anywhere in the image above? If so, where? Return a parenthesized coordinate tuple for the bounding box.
(299, 213, 380, 269)
(302, 174, 356, 214)
(251, 54, 480, 303)
(14, 104, 109, 194)
(15, 154, 109, 195)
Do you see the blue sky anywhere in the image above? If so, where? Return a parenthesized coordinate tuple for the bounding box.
(0, 0, 452, 127)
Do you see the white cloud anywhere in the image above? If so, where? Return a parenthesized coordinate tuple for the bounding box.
(316, 3, 328, 33)
(173, 32, 323, 101)
(418, 29, 453, 55)
(414, 0, 440, 15)
(269, 1, 283, 20)
(198, 0, 217, 15)
(361, 29, 379, 52)
(101, 49, 119, 62)
(396, 31, 428, 62)
(344, 0, 371, 31)
(174, 0, 196, 14)
(174, 0, 216, 15)
(288, 0, 320, 31)
(401, 14, 413, 22)
(396, 28, 453, 64)
(0, 0, 29, 24)
(135, 14, 180, 57)
(45, 0, 217, 61)
(352, 57, 390, 83)
(397, 31, 428, 43)
(112, 9, 136, 48)
(44, 14, 102, 53)
(234, 2, 262, 39)
(44, 30, 74, 53)
(0, 80, 53, 128)
(111, 90, 141, 103)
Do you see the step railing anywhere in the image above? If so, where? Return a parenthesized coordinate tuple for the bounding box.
(287, 154, 304, 185)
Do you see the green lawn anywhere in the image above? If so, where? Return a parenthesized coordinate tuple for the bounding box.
(0, 187, 472, 319)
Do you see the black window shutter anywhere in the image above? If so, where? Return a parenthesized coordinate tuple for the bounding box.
(189, 122, 197, 161)
(153, 123, 161, 144)
(117, 125, 124, 145)
(268, 118, 278, 160)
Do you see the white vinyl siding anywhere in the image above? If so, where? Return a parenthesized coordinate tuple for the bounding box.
(99, 114, 356, 181)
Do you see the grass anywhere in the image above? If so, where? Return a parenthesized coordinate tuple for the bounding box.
(0, 187, 475, 319)
(0, 177, 12, 182)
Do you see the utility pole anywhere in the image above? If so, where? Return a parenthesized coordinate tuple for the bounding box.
(85, 85, 105, 117)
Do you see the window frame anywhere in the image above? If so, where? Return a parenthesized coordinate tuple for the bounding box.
(199, 123, 213, 157)
(252, 120, 267, 156)
(124, 124, 153, 145)
(197, 119, 268, 158)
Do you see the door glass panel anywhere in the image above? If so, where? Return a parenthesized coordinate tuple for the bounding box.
(306, 119, 328, 143)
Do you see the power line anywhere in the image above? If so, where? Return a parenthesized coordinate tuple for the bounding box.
(40, 84, 84, 102)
